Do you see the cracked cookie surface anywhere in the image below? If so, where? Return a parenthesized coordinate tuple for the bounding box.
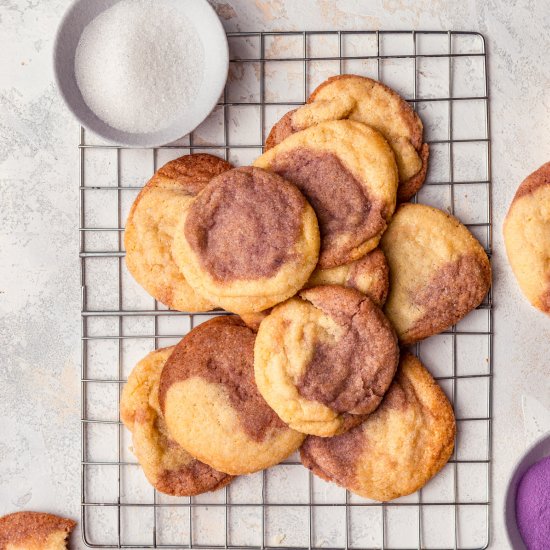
(254, 285, 399, 437)
(300, 353, 455, 501)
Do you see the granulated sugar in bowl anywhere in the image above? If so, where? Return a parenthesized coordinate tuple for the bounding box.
(54, 0, 228, 146)
(75, 0, 204, 134)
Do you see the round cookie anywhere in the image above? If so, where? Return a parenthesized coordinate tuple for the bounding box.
(120, 347, 233, 496)
(0, 512, 75, 550)
(300, 353, 455, 501)
(306, 248, 389, 307)
(172, 166, 320, 314)
(159, 316, 305, 475)
(254, 285, 399, 437)
(240, 248, 390, 332)
(265, 74, 429, 202)
(503, 162, 550, 314)
(125, 154, 232, 312)
(255, 119, 398, 268)
(380, 203, 491, 344)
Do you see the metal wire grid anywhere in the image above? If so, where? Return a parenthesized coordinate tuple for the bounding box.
(80, 30, 492, 549)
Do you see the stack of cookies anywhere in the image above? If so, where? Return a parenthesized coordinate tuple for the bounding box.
(121, 75, 492, 501)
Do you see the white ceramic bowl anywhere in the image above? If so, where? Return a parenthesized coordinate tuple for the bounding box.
(53, 0, 228, 147)
(504, 431, 550, 549)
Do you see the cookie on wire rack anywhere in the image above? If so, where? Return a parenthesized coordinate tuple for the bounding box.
(121, 346, 233, 496)
(265, 74, 429, 202)
(380, 203, 491, 344)
(255, 119, 398, 269)
(159, 316, 305, 475)
(124, 153, 232, 312)
(306, 248, 390, 307)
(300, 352, 455, 502)
(254, 285, 399, 437)
(171, 166, 320, 315)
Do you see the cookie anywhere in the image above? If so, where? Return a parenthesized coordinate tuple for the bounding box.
(503, 162, 550, 314)
(254, 286, 399, 437)
(380, 203, 491, 344)
(0, 512, 75, 550)
(300, 353, 455, 501)
(256, 119, 398, 268)
(120, 347, 233, 496)
(125, 154, 232, 312)
(240, 248, 389, 332)
(159, 316, 305, 475)
(239, 310, 270, 332)
(306, 248, 389, 307)
(171, 166, 320, 314)
(265, 74, 429, 202)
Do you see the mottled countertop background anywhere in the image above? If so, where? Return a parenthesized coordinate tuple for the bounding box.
(1, 0, 549, 548)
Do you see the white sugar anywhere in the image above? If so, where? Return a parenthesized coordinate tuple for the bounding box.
(75, 0, 204, 134)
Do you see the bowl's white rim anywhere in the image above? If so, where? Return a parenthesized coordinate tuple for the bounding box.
(53, 0, 229, 148)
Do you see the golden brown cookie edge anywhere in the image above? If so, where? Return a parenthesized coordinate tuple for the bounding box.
(0, 511, 76, 548)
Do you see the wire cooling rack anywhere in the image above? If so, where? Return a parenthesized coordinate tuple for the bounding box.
(80, 30, 492, 549)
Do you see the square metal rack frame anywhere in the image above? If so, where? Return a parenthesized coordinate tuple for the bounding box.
(80, 30, 493, 549)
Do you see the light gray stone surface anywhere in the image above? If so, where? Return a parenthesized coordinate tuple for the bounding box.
(1, 0, 549, 548)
